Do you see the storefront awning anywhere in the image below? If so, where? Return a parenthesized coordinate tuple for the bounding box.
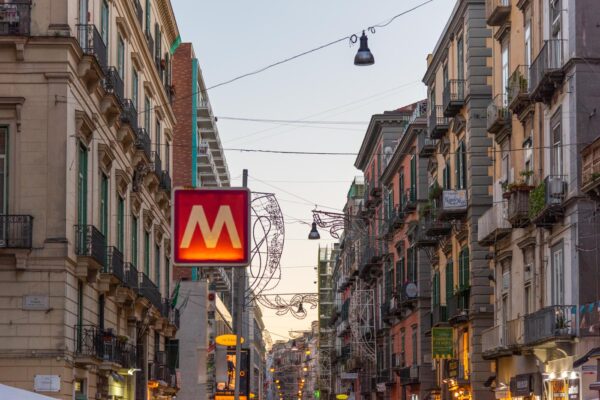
(0, 384, 59, 400)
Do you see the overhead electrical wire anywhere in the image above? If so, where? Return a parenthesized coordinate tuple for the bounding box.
(216, 116, 367, 125)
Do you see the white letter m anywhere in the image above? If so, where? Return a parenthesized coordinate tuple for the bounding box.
(180, 205, 242, 249)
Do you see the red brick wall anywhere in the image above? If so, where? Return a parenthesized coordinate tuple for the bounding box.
(172, 43, 194, 281)
(172, 42, 193, 189)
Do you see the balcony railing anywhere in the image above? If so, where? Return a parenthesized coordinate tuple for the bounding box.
(486, 0, 511, 26)
(487, 93, 511, 135)
(0, 1, 31, 36)
(139, 272, 162, 310)
(399, 365, 419, 385)
(120, 99, 138, 131)
(75, 225, 106, 267)
(134, 128, 151, 160)
(414, 220, 438, 247)
(74, 325, 130, 365)
(424, 213, 452, 236)
(124, 262, 139, 290)
(529, 40, 565, 103)
(439, 190, 468, 219)
(418, 131, 437, 157)
(160, 170, 172, 193)
(506, 186, 532, 227)
(104, 246, 125, 283)
(582, 138, 600, 193)
(428, 105, 450, 139)
(508, 65, 531, 115)
(76, 24, 107, 70)
(402, 188, 417, 212)
(524, 305, 576, 345)
(448, 288, 469, 323)
(443, 79, 466, 117)
(103, 67, 124, 105)
(432, 304, 448, 326)
(481, 325, 503, 355)
(133, 0, 143, 27)
(506, 317, 524, 347)
(477, 202, 511, 245)
(0, 214, 33, 248)
(530, 175, 567, 227)
(151, 151, 162, 177)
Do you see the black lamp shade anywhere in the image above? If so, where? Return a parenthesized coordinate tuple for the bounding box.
(354, 30, 375, 66)
(308, 222, 320, 240)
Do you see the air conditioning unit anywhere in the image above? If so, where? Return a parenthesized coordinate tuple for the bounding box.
(547, 176, 567, 204)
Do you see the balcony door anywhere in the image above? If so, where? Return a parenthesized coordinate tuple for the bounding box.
(78, 0, 88, 25)
(551, 244, 564, 305)
(0, 128, 7, 215)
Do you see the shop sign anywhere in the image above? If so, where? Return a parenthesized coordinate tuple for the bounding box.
(432, 327, 453, 359)
(568, 379, 580, 400)
(215, 334, 244, 347)
(510, 374, 532, 397)
(447, 359, 459, 379)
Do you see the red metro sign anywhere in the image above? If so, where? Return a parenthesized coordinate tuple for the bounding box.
(173, 188, 251, 267)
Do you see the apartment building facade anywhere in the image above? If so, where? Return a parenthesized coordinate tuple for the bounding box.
(422, 2, 494, 400)
(479, 1, 600, 400)
(0, 0, 179, 399)
(379, 100, 435, 400)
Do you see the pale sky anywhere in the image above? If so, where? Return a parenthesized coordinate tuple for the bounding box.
(171, 0, 455, 341)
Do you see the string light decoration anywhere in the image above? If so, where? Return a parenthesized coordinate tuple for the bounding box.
(310, 208, 368, 239)
(255, 293, 318, 320)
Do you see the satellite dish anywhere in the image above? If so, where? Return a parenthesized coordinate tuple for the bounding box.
(404, 282, 418, 298)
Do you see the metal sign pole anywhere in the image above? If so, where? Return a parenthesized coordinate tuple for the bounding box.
(234, 169, 248, 400)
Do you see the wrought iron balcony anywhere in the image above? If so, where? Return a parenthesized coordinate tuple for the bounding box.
(159, 170, 172, 193)
(413, 220, 438, 247)
(447, 288, 469, 324)
(0, 214, 33, 248)
(124, 262, 139, 290)
(151, 151, 162, 177)
(75, 225, 106, 267)
(103, 67, 124, 105)
(506, 185, 533, 227)
(116, 342, 137, 369)
(398, 365, 419, 385)
(428, 105, 450, 139)
(133, 0, 143, 27)
(138, 271, 162, 310)
(524, 305, 576, 346)
(530, 175, 567, 227)
(439, 190, 468, 220)
(432, 304, 448, 326)
(0, 1, 31, 36)
(508, 65, 531, 116)
(402, 188, 417, 212)
(486, 0, 511, 26)
(104, 246, 125, 284)
(120, 99, 138, 131)
(74, 325, 128, 365)
(529, 40, 565, 103)
(443, 79, 466, 117)
(76, 24, 107, 70)
(424, 213, 451, 236)
(418, 131, 437, 157)
(487, 93, 511, 136)
(477, 202, 511, 246)
(582, 137, 600, 194)
(134, 128, 151, 160)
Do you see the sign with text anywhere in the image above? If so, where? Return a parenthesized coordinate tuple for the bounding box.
(215, 348, 249, 400)
(173, 188, 250, 267)
(432, 327, 453, 359)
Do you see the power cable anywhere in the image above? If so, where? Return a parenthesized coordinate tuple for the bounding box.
(216, 116, 366, 125)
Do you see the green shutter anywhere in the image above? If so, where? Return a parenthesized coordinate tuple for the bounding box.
(399, 172, 405, 207)
(100, 174, 108, 237)
(144, 96, 151, 132)
(145, 0, 151, 34)
(77, 145, 88, 226)
(132, 69, 138, 109)
(396, 258, 405, 289)
(445, 260, 454, 300)
(433, 271, 440, 306)
(144, 230, 150, 275)
(131, 216, 138, 267)
(100, 1, 109, 46)
(410, 155, 417, 198)
(117, 196, 124, 251)
(459, 247, 470, 287)
(155, 244, 160, 289)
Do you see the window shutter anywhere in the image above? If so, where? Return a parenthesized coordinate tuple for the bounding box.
(445, 260, 454, 300)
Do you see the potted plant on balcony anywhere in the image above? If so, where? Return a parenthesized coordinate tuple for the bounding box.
(555, 309, 570, 335)
(529, 181, 546, 219)
(502, 170, 535, 199)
